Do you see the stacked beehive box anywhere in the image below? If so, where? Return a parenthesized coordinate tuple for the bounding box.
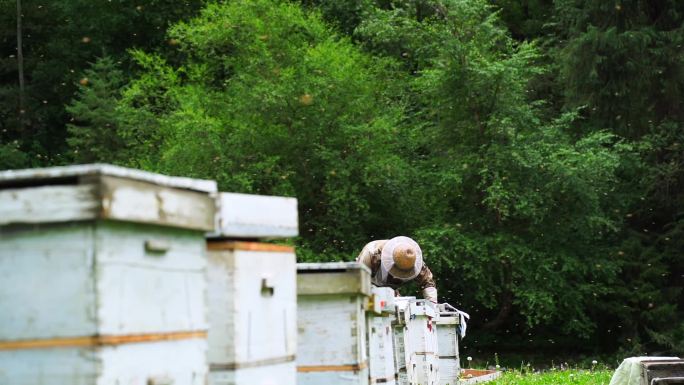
(206, 193, 298, 385)
(436, 309, 461, 385)
(0, 164, 216, 385)
(640, 360, 684, 385)
(393, 297, 440, 385)
(367, 286, 398, 385)
(297, 262, 371, 385)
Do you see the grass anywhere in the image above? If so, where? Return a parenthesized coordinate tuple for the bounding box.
(488, 368, 613, 385)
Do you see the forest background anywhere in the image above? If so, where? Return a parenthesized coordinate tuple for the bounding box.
(1, 0, 682, 362)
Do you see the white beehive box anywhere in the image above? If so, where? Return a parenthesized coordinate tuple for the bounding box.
(297, 262, 372, 385)
(0, 164, 216, 385)
(206, 242, 297, 385)
(393, 297, 440, 385)
(206, 193, 298, 385)
(211, 192, 298, 238)
(209, 360, 296, 385)
(436, 310, 461, 385)
(367, 286, 398, 385)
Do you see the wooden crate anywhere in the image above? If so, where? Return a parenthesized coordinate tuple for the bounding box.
(297, 262, 371, 385)
(0, 164, 216, 385)
(211, 192, 298, 238)
(641, 360, 684, 385)
(460, 369, 502, 384)
(436, 311, 461, 385)
(206, 192, 299, 385)
(206, 242, 297, 385)
(393, 297, 440, 385)
(367, 287, 398, 385)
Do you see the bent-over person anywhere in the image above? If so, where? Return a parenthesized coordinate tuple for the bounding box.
(356, 236, 438, 302)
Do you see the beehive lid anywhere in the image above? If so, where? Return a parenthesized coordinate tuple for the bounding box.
(209, 192, 298, 239)
(0, 164, 217, 231)
(0, 163, 217, 192)
(297, 262, 370, 272)
(297, 262, 371, 296)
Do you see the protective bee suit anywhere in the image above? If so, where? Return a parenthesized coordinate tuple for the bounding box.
(356, 236, 438, 302)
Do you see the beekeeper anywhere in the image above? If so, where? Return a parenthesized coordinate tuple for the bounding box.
(356, 236, 438, 302)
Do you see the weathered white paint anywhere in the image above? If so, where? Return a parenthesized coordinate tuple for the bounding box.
(297, 261, 371, 273)
(297, 263, 371, 385)
(297, 368, 371, 385)
(100, 175, 215, 231)
(0, 185, 98, 225)
(209, 361, 296, 385)
(367, 287, 397, 385)
(211, 193, 299, 238)
(0, 347, 98, 385)
(436, 311, 461, 385)
(204, 189, 299, 384)
(393, 297, 440, 385)
(98, 338, 207, 385)
(297, 296, 366, 366)
(0, 339, 207, 385)
(0, 224, 97, 340)
(0, 167, 216, 231)
(0, 222, 207, 339)
(0, 165, 213, 384)
(0, 222, 209, 385)
(206, 245, 296, 369)
(297, 262, 372, 296)
(393, 323, 411, 385)
(94, 222, 207, 335)
(0, 163, 217, 193)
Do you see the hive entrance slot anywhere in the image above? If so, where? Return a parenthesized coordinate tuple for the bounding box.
(0, 176, 79, 190)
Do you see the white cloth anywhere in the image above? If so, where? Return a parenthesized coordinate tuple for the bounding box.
(458, 310, 470, 338)
(440, 303, 470, 338)
(608, 357, 680, 385)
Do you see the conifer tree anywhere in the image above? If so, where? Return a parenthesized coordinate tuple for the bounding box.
(66, 57, 126, 163)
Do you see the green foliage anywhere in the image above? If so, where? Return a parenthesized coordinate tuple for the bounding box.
(66, 57, 126, 163)
(354, 0, 632, 338)
(0, 0, 206, 164)
(0, 141, 28, 170)
(116, 0, 410, 252)
(490, 0, 553, 40)
(1, 0, 681, 357)
(490, 369, 613, 385)
(549, 0, 684, 354)
(299, 0, 373, 35)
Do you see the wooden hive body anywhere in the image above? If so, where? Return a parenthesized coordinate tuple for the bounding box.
(0, 164, 216, 385)
(296, 262, 371, 385)
(641, 360, 684, 385)
(206, 242, 297, 385)
(367, 286, 398, 385)
(436, 311, 461, 385)
(393, 297, 440, 385)
(206, 192, 299, 385)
